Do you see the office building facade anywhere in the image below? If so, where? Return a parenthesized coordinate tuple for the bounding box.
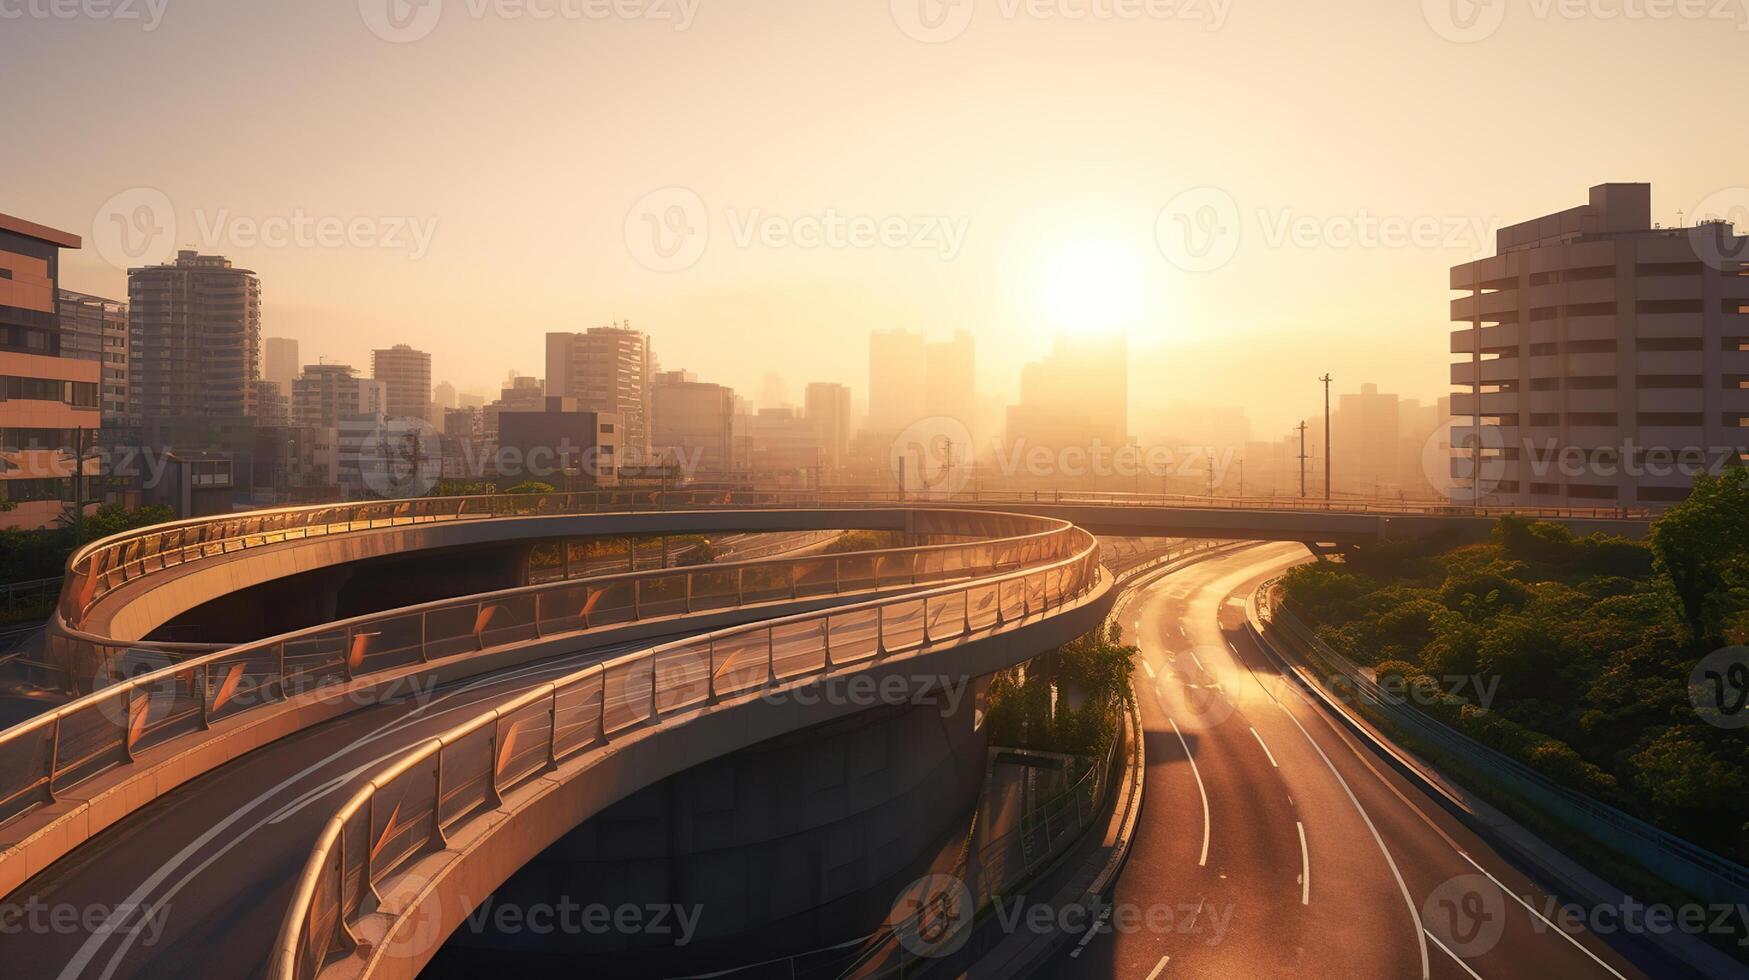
(1450, 183, 1749, 508)
(58, 290, 129, 417)
(546, 326, 653, 454)
(372, 344, 433, 423)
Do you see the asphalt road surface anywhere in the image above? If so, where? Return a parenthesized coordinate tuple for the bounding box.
(1050, 542, 1653, 980)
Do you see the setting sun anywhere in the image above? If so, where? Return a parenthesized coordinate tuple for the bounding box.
(1040, 240, 1141, 337)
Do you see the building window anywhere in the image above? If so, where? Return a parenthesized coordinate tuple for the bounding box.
(1529, 413, 1561, 427)
(1567, 302, 1617, 317)
(1637, 413, 1704, 426)
(1568, 376, 1617, 390)
(1637, 299, 1703, 315)
(1568, 340, 1617, 354)
(1637, 375, 1703, 389)
(1636, 262, 1702, 277)
(1637, 485, 1693, 503)
(1529, 378, 1560, 391)
(1570, 413, 1618, 426)
(1529, 342, 1558, 355)
(1638, 337, 1702, 351)
(1569, 484, 1620, 500)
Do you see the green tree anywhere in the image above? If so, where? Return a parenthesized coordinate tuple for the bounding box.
(1649, 469, 1749, 647)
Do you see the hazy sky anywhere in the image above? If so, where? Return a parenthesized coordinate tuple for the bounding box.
(4, 0, 1744, 439)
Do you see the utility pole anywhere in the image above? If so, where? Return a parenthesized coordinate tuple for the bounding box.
(1320, 374, 1333, 506)
(1296, 420, 1308, 498)
(1206, 451, 1215, 497)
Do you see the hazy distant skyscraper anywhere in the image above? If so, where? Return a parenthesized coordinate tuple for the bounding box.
(371, 344, 433, 422)
(805, 382, 852, 475)
(128, 251, 261, 419)
(868, 329, 926, 433)
(926, 330, 976, 428)
(1012, 334, 1128, 448)
(265, 337, 299, 394)
(433, 380, 457, 412)
(546, 326, 654, 453)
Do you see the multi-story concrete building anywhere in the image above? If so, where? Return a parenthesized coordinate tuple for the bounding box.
(497, 399, 620, 488)
(748, 406, 821, 484)
(652, 372, 736, 481)
(1450, 183, 1749, 508)
(545, 325, 653, 454)
(484, 375, 545, 440)
(249, 378, 290, 426)
(805, 381, 852, 477)
(128, 250, 261, 420)
(292, 363, 385, 429)
(58, 290, 129, 417)
(371, 344, 433, 423)
(0, 214, 100, 530)
(925, 331, 976, 430)
(868, 329, 927, 434)
(264, 336, 299, 394)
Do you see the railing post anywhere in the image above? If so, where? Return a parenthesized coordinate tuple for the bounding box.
(45, 715, 62, 803)
(198, 663, 211, 731)
(120, 686, 136, 762)
(434, 745, 449, 847)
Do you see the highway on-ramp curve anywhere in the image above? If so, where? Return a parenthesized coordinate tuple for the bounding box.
(1052, 543, 1654, 980)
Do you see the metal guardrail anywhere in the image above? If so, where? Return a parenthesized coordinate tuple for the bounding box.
(0, 511, 1082, 833)
(1, 577, 60, 621)
(270, 535, 1105, 980)
(1259, 588, 1749, 906)
(54, 489, 1651, 633)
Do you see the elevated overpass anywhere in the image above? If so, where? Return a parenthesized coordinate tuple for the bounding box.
(0, 498, 1118, 980)
(0, 490, 1653, 980)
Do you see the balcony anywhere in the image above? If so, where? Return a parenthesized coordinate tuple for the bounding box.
(1634, 350, 1704, 375)
(1450, 359, 1522, 386)
(1636, 312, 1705, 337)
(1451, 291, 1521, 323)
(1450, 323, 1520, 354)
(1566, 315, 1622, 342)
(1637, 389, 1704, 413)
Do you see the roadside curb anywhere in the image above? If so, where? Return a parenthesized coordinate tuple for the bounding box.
(1243, 587, 1748, 979)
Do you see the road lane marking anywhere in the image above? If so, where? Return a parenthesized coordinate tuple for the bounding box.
(1249, 726, 1279, 767)
(1142, 660, 1156, 679)
(1167, 714, 1212, 867)
(1296, 821, 1310, 905)
(1275, 695, 1429, 978)
(1189, 651, 1205, 672)
(1144, 954, 1171, 979)
(1458, 852, 1627, 979)
(1068, 903, 1111, 957)
(1425, 930, 1483, 980)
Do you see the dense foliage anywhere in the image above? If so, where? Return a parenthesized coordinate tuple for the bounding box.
(0, 504, 177, 584)
(985, 622, 1138, 755)
(1279, 470, 1749, 861)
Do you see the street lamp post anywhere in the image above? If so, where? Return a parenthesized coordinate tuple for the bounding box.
(1320, 374, 1333, 506)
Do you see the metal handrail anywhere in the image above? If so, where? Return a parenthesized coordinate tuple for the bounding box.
(267, 532, 1105, 980)
(0, 511, 1082, 834)
(55, 489, 1651, 631)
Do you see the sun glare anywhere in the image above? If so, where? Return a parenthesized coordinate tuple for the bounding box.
(1040, 241, 1141, 337)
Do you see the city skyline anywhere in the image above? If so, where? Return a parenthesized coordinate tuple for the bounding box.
(9, 1, 1746, 436)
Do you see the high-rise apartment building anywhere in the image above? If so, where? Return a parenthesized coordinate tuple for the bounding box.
(58, 289, 129, 417)
(0, 213, 99, 530)
(433, 381, 457, 412)
(264, 336, 300, 394)
(868, 329, 927, 433)
(128, 250, 261, 419)
(652, 373, 736, 480)
(1450, 183, 1749, 508)
(1009, 334, 1129, 450)
(805, 382, 852, 476)
(371, 344, 433, 422)
(546, 326, 653, 454)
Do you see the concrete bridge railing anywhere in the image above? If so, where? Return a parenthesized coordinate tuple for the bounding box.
(269, 538, 1107, 980)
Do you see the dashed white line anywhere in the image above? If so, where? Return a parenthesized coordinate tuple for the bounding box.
(1189, 651, 1206, 672)
(1458, 852, 1627, 979)
(1144, 954, 1171, 979)
(1249, 726, 1278, 767)
(1068, 903, 1111, 958)
(1274, 695, 1429, 978)
(1166, 713, 1212, 867)
(1425, 930, 1483, 980)
(1142, 660, 1157, 679)
(1296, 821, 1310, 905)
